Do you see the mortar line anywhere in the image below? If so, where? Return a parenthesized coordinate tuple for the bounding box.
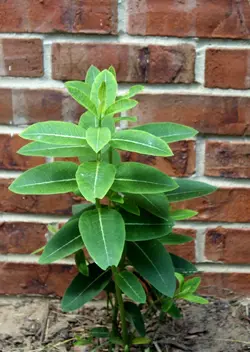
(1, 253, 250, 273)
(195, 227, 206, 263)
(2, 32, 250, 47)
(0, 80, 250, 97)
(195, 137, 206, 177)
(43, 42, 52, 79)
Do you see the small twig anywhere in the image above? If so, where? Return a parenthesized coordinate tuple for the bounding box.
(153, 342, 162, 352)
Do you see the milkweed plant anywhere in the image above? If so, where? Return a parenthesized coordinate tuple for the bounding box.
(10, 66, 217, 351)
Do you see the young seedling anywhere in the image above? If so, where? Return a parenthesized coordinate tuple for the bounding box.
(10, 66, 217, 351)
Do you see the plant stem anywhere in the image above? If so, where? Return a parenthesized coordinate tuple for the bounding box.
(112, 266, 129, 349)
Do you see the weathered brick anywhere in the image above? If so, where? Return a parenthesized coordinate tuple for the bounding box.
(205, 141, 250, 179)
(132, 94, 250, 136)
(0, 135, 45, 171)
(128, 0, 250, 39)
(199, 273, 250, 297)
(0, 262, 77, 296)
(205, 49, 250, 89)
(0, 89, 84, 125)
(0, 0, 117, 34)
(0, 222, 47, 254)
(52, 43, 195, 83)
(0, 39, 43, 77)
(167, 228, 196, 262)
(205, 227, 250, 264)
(0, 179, 80, 215)
(0, 89, 12, 124)
(148, 45, 195, 84)
(121, 141, 196, 177)
(172, 188, 250, 223)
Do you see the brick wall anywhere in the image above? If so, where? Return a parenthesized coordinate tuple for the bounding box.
(0, 0, 250, 299)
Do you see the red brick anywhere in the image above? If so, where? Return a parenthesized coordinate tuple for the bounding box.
(121, 141, 196, 177)
(0, 88, 84, 125)
(172, 188, 250, 223)
(205, 227, 250, 264)
(205, 49, 250, 89)
(132, 94, 250, 136)
(128, 0, 250, 39)
(0, 179, 80, 215)
(0, 0, 117, 34)
(0, 39, 43, 77)
(148, 45, 195, 84)
(167, 228, 196, 262)
(0, 135, 45, 171)
(52, 43, 195, 83)
(0, 262, 77, 296)
(0, 89, 12, 124)
(0, 222, 47, 254)
(199, 273, 250, 298)
(205, 141, 250, 179)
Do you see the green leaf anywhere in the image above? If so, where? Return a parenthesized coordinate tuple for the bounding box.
(79, 111, 98, 129)
(175, 272, 185, 288)
(76, 162, 116, 203)
(90, 70, 117, 111)
(114, 116, 137, 123)
(79, 208, 125, 270)
(133, 122, 198, 143)
(102, 115, 116, 134)
(116, 271, 146, 303)
(159, 234, 194, 245)
(85, 65, 100, 86)
(118, 85, 144, 100)
(90, 327, 109, 338)
(166, 302, 182, 319)
(86, 127, 111, 153)
(161, 297, 174, 313)
(167, 179, 217, 202)
(112, 162, 178, 194)
(132, 337, 151, 345)
(65, 81, 97, 115)
(127, 240, 176, 297)
(183, 294, 208, 304)
(102, 148, 121, 165)
(39, 219, 83, 264)
(124, 302, 145, 337)
(105, 99, 138, 115)
(120, 198, 140, 216)
(9, 162, 78, 195)
(75, 250, 89, 276)
(61, 264, 111, 312)
(79, 112, 115, 135)
(170, 253, 197, 275)
(111, 130, 173, 157)
(176, 277, 201, 298)
(122, 209, 173, 241)
(20, 121, 87, 146)
(18, 141, 94, 158)
(126, 193, 169, 220)
(108, 66, 116, 78)
(170, 209, 198, 220)
(107, 191, 124, 204)
(72, 203, 93, 216)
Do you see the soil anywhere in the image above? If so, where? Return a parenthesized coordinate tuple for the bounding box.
(0, 296, 249, 352)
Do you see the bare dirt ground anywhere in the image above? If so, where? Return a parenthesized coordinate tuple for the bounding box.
(0, 296, 249, 352)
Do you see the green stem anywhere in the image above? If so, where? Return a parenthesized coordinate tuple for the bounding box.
(112, 266, 129, 348)
(111, 294, 119, 336)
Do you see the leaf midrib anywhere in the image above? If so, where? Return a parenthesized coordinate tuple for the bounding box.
(133, 242, 167, 287)
(112, 137, 167, 153)
(15, 178, 76, 188)
(64, 270, 108, 308)
(119, 274, 142, 301)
